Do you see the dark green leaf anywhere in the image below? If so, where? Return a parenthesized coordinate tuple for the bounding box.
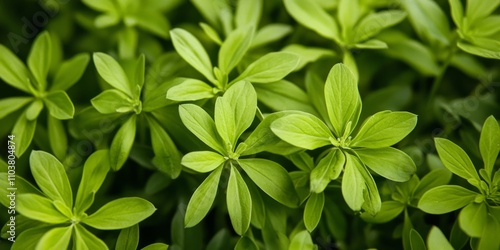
(48, 115, 67, 160)
(361, 201, 405, 223)
(149, 117, 181, 178)
(304, 192, 324, 232)
(116, 224, 139, 250)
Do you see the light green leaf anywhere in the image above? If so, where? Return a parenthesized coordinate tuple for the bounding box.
(479, 116, 500, 177)
(48, 115, 67, 160)
(91, 89, 132, 114)
(179, 104, 225, 153)
(361, 201, 405, 223)
(457, 41, 500, 59)
(166, 78, 215, 101)
(93, 52, 133, 97)
(30, 151, 73, 207)
(304, 192, 324, 232)
(215, 81, 256, 147)
(401, 0, 450, 46)
(134, 11, 170, 38)
(82, 0, 115, 12)
(356, 147, 416, 182)
(254, 80, 316, 113)
(95, 13, 120, 28)
(239, 158, 299, 208)
(110, 115, 137, 171)
(338, 0, 361, 35)
(116, 224, 139, 250)
(289, 230, 314, 250)
(427, 226, 454, 250)
(219, 25, 254, 74)
(235, 236, 259, 250)
(271, 113, 333, 150)
(227, 164, 252, 235)
(25, 99, 43, 120)
(310, 149, 345, 193)
(17, 194, 68, 224)
(0, 44, 32, 93)
(342, 154, 365, 212)
(12, 112, 36, 157)
(233, 52, 299, 83)
(449, 0, 464, 28)
(469, 15, 500, 37)
(11, 227, 48, 250)
(170, 28, 215, 83)
(83, 197, 156, 230)
(185, 166, 222, 227)
(466, 0, 500, 23)
(51, 53, 90, 91)
(0, 97, 32, 119)
(478, 214, 500, 250)
(0, 174, 42, 208)
(141, 243, 169, 250)
(324, 63, 361, 137)
(351, 111, 417, 148)
(459, 202, 487, 238)
(73, 224, 109, 250)
(75, 150, 110, 214)
(283, 0, 339, 42)
(251, 24, 292, 48)
(182, 151, 225, 173)
(354, 39, 388, 49)
(282, 44, 335, 70)
(149, 117, 181, 178)
(435, 138, 480, 182)
(289, 152, 314, 171)
(43, 90, 75, 119)
(200, 22, 222, 45)
(353, 10, 407, 43)
(235, 0, 261, 28)
(356, 157, 382, 215)
(418, 185, 478, 214)
(412, 168, 453, 199)
(36, 226, 72, 250)
(27, 31, 51, 90)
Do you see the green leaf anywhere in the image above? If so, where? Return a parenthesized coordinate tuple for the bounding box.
(12, 112, 37, 157)
(289, 152, 314, 171)
(215, 81, 257, 147)
(351, 111, 417, 148)
(282, 44, 334, 70)
(110, 115, 137, 171)
(412, 168, 453, 199)
(418, 185, 478, 214)
(134, 10, 170, 38)
(235, 0, 261, 29)
(149, 117, 181, 178)
(435, 138, 481, 182)
(324, 63, 361, 137)
(0, 174, 42, 208)
(458, 202, 487, 238)
(170, 28, 215, 83)
(356, 147, 416, 182)
(361, 201, 405, 223)
(116, 224, 139, 250)
(338, 0, 361, 35)
(166, 78, 215, 101)
(73, 224, 109, 250)
(75, 150, 110, 214)
(83, 197, 156, 230)
(310, 149, 345, 193)
(479, 116, 500, 177)
(0, 44, 32, 93)
(11, 227, 48, 250)
(469, 15, 500, 37)
(409, 229, 426, 250)
(449, 0, 464, 28)
(401, 0, 450, 46)
(219, 26, 254, 74)
(283, 0, 339, 42)
(93, 52, 133, 97)
(289, 230, 314, 250)
(457, 41, 500, 59)
(354, 39, 388, 49)
(254, 80, 316, 113)
(91, 89, 133, 114)
(17, 194, 68, 224)
(206, 229, 231, 250)
(239, 158, 299, 208)
(466, 0, 500, 23)
(427, 226, 454, 250)
(25, 99, 44, 120)
(341, 154, 365, 212)
(27, 31, 52, 90)
(251, 24, 292, 48)
(478, 214, 500, 250)
(44, 90, 75, 119)
(141, 243, 169, 250)
(235, 236, 259, 250)
(0, 97, 32, 119)
(36, 226, 72, 250)
(227, 164, 252, 235)
(179, 104, 225, 153)
(233, 52, 299, 83)
(200, 22, 222, 45)
(271, 113, 333, 150)
(82, 0, 115, 12)
(51, 53, 90, 91)
(352, 10, 407, 43)
(185, 166, 223, 227)
(48, 115, 67, 160)
(182, 151, 224, 173)
(30, 151, 73, 207)
(304, 192, 324, 232)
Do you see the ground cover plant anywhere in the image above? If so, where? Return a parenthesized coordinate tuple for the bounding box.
(0, 0, 499, 249)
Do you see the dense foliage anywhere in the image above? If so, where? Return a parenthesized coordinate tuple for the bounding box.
(0, 0, 499, 249)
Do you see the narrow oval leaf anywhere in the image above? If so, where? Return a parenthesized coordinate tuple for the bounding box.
(11, 227, 48, 250)
(141, 243, 169, 250)
(48, 115, 68, 160)
(166, 78, 215, 101)
(93, 52, 132, 96)
(233, 52, 299, 83)
(435, 138, 480, 182)
(179, 104, 225, 153)
(360, 201, 405, 223)
(12, 113, 37, 157)
(401, 0, 450, 46)
(75, 150, 110, 214)
(182, 151, 225, 173)
(43, 90, 75, 119)
(410, 229, 427, 250)
(227, 165, 252, 235)
(17, 194, 68, 224)
(310, 149, 345, 193)
(134, 11, 170, 38)
(289, 230, 314, 250)
(91, 89, 132, 114)
(235, 0, 261, 28)
(36, 226, 72, 250)
(304, 192, 324, 232)
(412, 168, 453, 199)
(271, 113, 333, 150)
(170, 28, 215, 83)
(353, 10, 407, 43)
(342, 154, 365, 212)
(27, 31, 51, 90)
(458, 202, 488, 238)
(356, 147, 416, 182)
(52, 53, 90, 91)
(110, 115, 137, 171)
(30, 150, 73, 207)
(149, 117, 182, 178)
(418, 185, 478, 214)
(239, 158, 299, 208)
(479, 116, 500, 177)
(251, 24, 292, 48)
(73, 224, 109, 250)
(219, 25, 254, 73)
(235, 236, 259, 250)
(83, 197, 156, 230)
(0, 97, 32, 119)
(427, 226, 454, 250)
(25, 99, 44, 120)
(116, 224, 139, 250)
(351, 111, 417, 148)
(185, 166, 223, 227)
(0, 45, 32, 93)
